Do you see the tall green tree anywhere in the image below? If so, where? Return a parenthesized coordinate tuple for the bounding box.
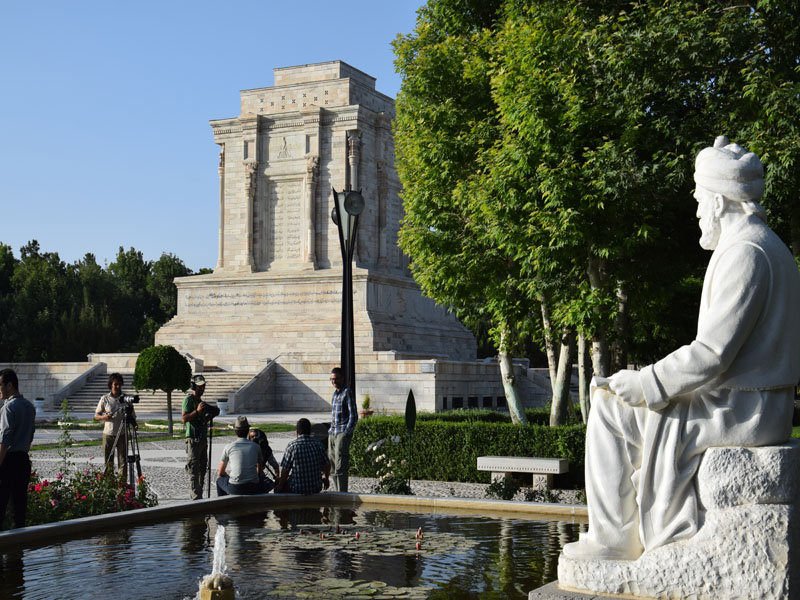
(394, 0, 534, 424)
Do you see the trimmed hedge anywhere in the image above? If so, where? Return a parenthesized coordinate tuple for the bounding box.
(416, 408, 554, 426)
(351, 415, 586, 484)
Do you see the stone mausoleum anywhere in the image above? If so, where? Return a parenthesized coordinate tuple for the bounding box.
(152, 61, 547, 413)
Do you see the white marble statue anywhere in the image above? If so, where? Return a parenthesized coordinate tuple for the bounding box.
(563, 136, 800, 561)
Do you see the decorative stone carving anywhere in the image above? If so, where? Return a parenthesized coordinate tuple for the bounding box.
(216, 144, 225, 270)
(304, 154, 319, 267)
(560, 137, 800, 595)
(243, 159, 259, 270)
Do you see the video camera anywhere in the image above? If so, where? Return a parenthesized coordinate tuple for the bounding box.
(200, 401, 221, 419)
(121, 394, 140, 405)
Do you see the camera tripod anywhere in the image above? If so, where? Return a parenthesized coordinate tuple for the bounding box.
(205, 414, 216, 499)
(107, 405, 143, 490)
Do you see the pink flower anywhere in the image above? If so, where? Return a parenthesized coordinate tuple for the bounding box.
(50, 499, 59, 507)
(80, 495, 87, 500)
(56, 473, 63, 481)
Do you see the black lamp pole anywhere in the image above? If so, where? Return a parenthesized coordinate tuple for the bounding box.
(331, 187, 364, 397)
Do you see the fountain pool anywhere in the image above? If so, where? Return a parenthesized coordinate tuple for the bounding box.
(0, 499, 586, 600)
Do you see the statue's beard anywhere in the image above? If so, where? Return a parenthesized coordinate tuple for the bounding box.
(699, 217, 721, 250)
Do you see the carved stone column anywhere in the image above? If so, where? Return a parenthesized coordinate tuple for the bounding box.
(347, 130, 361, 190)
(216, 144, 225, 270)
(347, 130, 363, 264)
(376, 159, 388, 269)
(304, 154, 319, 267)
(243, 159, 258, 271)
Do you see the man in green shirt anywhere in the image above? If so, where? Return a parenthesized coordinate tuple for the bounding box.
(181, 375, 212, 500)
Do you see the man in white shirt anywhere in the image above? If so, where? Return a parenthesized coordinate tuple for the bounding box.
(216, 416, 264, 496)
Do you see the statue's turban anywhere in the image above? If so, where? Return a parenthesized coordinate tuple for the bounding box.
(694, 135, 764, 202)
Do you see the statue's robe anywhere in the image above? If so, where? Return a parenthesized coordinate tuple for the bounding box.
(585, 214, 800, 553)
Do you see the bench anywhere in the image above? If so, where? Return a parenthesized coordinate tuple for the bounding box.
(477, 456, 569, 490)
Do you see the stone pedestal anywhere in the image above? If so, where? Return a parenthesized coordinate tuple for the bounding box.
(553, 440, 800, 599)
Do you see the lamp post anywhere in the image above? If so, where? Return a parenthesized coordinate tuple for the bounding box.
(331, 187, 364, 397)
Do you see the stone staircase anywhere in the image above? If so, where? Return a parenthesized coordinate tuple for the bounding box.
(64, 371, 256, 414)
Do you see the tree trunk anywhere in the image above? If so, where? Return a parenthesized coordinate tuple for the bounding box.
(578, 332, 591, 423)
(167, 390, 174, 435)
(498, 327, 528, 425)
(610, 281, 629, 373)
(540, 297, 558, 399)
(550, 329, 574, 426)
(586, 257, 610, 377)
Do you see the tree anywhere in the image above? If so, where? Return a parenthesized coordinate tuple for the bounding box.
(394, 0, 531, 424)
(148, 252, 191, 322)
(108, 246, 157, 351)
(133, 345, 191, 434)
(394, 0, 776, 425)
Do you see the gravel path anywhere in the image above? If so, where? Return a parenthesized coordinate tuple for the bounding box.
(30, 434, 582, 505)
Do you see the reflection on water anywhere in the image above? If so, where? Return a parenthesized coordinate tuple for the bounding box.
(0, 507, 586, 600)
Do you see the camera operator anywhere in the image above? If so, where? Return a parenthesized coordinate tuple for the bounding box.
(181, 375, 215, 500)
(94, 373, 137, 479)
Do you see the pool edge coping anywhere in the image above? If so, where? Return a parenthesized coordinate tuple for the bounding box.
(0, 493, 588, 549)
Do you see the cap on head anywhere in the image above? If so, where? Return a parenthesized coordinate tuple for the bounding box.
(191, 375, 206, 387)
(694, 135, 764, 202)
(234, 415, 250, 431)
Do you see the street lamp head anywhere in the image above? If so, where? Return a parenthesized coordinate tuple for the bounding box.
(343, 190, 364, 216)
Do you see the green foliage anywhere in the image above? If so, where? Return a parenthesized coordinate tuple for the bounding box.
(416, 408, 552, 425)
(405, 389, 417, 434)
(133, 345, 191, 394)
(351, 416, 585, 483)
(0, 240, 207, 361)
(133, 345, 191, 435)
(393, 0, 800, 380)
(366, 435, 413, 495)
(57, 398, 75, 473)
(25, 469, 157, 526)
(484, 477, 521, 501)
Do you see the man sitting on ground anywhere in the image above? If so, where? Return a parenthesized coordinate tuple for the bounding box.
(216, 416, 264, 496)
(277, 418, 330, 494)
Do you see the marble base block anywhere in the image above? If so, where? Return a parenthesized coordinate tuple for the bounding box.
(556, 440, 800, 600)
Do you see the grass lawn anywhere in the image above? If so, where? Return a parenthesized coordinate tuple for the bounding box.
(792, 426, 800, 439)
(30, 422, 296, 451)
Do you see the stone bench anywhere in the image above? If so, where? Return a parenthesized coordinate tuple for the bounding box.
(556, 440, 800, 600)
(477, 456, 568, 490)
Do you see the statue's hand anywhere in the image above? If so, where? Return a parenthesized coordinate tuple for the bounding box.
(608, 370, 645, 407)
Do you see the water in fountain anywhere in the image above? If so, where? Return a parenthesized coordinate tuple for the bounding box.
(199, 524, 235, 600)
(212, 525, 227, 576)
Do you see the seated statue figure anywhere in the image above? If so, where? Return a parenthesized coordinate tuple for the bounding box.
(564, 136, 800, 561)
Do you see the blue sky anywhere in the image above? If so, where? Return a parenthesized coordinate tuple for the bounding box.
(1, 1, 424, 271)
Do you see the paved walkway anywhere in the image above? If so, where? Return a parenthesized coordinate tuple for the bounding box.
(30, 409, 580, 505)
(31, 410, 333, 504)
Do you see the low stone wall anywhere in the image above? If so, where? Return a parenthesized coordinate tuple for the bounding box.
(269, 352, 549, 414)
(0, 362, 96, 406)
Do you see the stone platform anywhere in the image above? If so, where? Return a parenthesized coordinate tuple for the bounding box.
(552, 441, 800, 600)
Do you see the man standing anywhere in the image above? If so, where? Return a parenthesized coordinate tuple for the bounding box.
(564, 136, 800, 561)
(94, 373, 135, 479)
(278, 418, 330, 494)
(182, 375, 212, 500)
(328, 367, 357, 492)
(216, 416, 264, 496)
(0, 369, 36, 529)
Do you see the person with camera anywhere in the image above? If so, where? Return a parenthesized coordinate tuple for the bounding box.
(94, 372, 136, 480)
(182, 374, 214, 500)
